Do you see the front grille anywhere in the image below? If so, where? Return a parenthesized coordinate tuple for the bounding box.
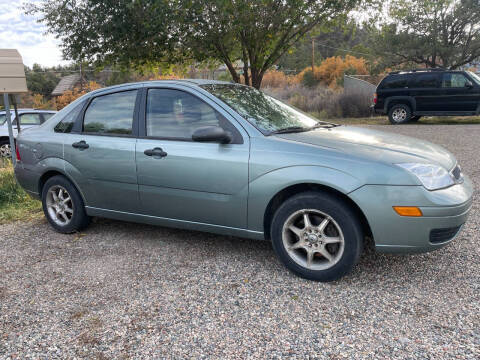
(429, 225, 462, 244)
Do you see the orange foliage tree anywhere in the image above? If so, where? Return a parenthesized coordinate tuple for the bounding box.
(299, 55, 368, 88)
(260, 69, 300, 88)
(55, 81, 102, 110)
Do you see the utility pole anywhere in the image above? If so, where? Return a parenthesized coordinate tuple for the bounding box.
(311, 38, 315, 73)
(79, 61, 84, 91)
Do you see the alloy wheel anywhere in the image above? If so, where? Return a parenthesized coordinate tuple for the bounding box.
(0, 143, 11, 158)
(46, 185, 74, 226)
(282, 209, 345, 271)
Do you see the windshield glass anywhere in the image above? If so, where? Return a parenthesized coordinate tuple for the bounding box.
(0, 114, 5, 125)
(468, 71, 480, 85)
(200, 84, 322, 133)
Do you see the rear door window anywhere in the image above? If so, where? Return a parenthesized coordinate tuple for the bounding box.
(55, 103, 84, 133)
(381, 74, 410, 89)
(410, 73, 440, 88)
(83, 90, 138, 135)
(18, 113, 42, 125)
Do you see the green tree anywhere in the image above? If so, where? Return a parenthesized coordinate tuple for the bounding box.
(27, 0, 359, 88)
(25, 64, 60, 98)
(369, 0, 480, 69)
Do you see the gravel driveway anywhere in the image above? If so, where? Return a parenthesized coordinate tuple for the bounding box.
(1, 125, 479, 359)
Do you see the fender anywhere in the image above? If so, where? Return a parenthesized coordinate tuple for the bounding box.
(247, 165, 363, 232)
(28, 157, 88, 204)
(384, 96, 416, 113)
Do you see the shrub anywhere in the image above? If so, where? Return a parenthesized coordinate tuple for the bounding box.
(0, 163, 41, 222)
(263, 84, 372, 119)
(260, 70, 299, 88)
(55, 81, 102, 110)
(298, 55, 369, 89)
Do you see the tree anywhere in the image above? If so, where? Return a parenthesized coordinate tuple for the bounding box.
(27, 0, 359, 88)
(369, 0, 480, 69)
(25, 64, 60, 98)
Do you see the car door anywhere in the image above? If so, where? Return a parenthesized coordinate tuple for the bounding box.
(63, 88, 140, 213)
(439, 72, 479, 112)
(408, 73, 442, 112)
(135, 86, 250, 229)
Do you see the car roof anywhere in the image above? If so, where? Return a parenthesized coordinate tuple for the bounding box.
(387, 69, 462, 76)
(88, 79, 239, 97)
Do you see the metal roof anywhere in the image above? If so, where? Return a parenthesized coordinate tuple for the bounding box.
(51, 74, 81, 96)
(0, 49, 28, 94)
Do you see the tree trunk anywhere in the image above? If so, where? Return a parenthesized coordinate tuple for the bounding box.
(251, 68, 264, 89)
(242, 47, 250, 86)
(224, 61, 241, 83)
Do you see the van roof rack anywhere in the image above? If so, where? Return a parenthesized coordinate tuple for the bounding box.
(389, 68, 446, 75)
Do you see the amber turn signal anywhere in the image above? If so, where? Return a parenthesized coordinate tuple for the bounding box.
(393, 206, 423, 217)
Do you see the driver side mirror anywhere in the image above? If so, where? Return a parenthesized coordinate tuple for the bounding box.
(192, 126, 232, 144)
(465, 80, 474, 88)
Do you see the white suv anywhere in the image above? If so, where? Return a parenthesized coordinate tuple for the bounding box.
(0, 109, 56, 157)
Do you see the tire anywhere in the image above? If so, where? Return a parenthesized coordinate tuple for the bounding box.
(0, 139, 11, 158)
(41, 175, 91, 233)
(388, 104, 412, 124)
(270, 191, 363, 282)
(410, 116, 421, 122)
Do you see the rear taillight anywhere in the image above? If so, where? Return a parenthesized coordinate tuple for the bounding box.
(373, 93, 378, 105)
(15, 146, 21, 161)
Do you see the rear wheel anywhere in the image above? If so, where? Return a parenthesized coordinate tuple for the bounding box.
(0, 139, 11, 158)
(388, 104, 412, 124)
(270, 191, 363, 282)
(41, 175, 91, 233)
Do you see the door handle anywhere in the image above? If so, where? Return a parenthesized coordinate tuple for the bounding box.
(72, 140, 89, 150)
(144, 147, 168, 158)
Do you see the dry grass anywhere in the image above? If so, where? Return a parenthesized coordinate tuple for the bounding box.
(0, 161, 42, 223)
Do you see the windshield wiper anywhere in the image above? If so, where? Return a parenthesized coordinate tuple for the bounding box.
(269, 126, 310, 135)
(309, 122, 340, 129)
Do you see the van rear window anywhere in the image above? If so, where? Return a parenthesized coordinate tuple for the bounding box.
(381, 75, 410, 89)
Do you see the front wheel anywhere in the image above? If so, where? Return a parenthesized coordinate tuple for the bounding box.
(42, 175, 91, 233)
(270, 192, 363, 282)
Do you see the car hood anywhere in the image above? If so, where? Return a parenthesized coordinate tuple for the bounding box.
(276, 125, 456, 170)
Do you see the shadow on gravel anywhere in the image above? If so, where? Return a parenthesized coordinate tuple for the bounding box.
(84, 217, 454, 286)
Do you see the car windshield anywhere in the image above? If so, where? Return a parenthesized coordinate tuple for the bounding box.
(468, 71, 480, 85)
(201, 84, 334, 134)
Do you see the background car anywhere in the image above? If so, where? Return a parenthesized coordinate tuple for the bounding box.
(0, 109, 57, 158)
(13, 80, 473, 282)
(373, 69, 480, 124)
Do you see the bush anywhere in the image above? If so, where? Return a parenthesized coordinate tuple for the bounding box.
(260, 70, 299, 88)
(297, 55, 369, 89)
(263, 84, 372, 119)
(0, 162, 41, 223)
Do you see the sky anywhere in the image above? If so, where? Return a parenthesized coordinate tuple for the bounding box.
(0, 0, 68, 67)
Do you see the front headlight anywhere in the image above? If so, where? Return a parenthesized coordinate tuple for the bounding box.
(396, 163, 454, 190)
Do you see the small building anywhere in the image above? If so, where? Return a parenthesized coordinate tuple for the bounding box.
(51, 74, 81, 97)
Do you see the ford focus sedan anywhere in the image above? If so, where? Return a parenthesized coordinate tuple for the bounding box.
(13, 80, 473, 281)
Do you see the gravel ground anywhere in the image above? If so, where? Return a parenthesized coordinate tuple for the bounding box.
(1, 124, 479, 359)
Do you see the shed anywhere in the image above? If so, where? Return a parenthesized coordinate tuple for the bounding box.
(51, 74, 81, 96)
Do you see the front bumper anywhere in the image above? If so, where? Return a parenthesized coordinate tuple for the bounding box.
(349, 175, 474, 253)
